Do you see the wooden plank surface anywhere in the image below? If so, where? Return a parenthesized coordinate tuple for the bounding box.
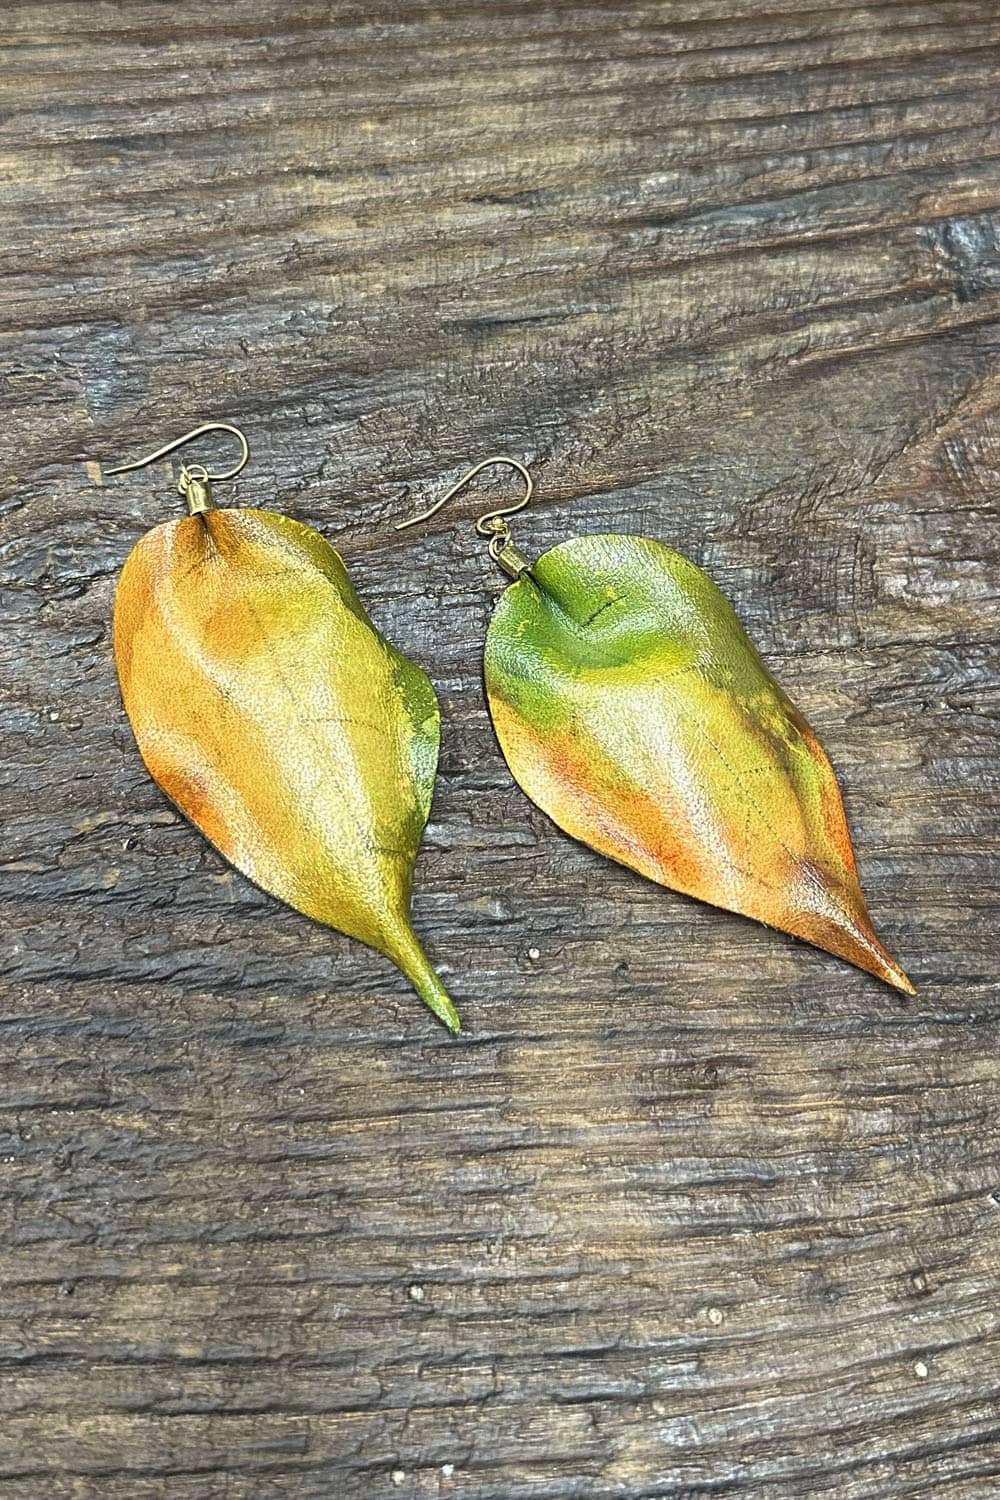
(1, 2, 999, 1496)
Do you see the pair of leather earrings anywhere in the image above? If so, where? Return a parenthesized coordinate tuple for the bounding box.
(108, 423, 912, 1036)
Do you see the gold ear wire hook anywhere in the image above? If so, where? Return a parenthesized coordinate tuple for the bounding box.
(105, 422, 249, 482)
(396, 456, 533, 535)
(395, 456, 535, 579)
(105, 422, 250, 516)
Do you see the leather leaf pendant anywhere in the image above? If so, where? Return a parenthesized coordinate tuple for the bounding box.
(484, 534, 913, 993)
(114, 506, 460, 1032)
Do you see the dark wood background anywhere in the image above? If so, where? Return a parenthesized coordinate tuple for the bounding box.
(2, 2, 999, 1496)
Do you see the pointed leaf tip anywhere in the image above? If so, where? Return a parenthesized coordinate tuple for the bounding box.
(419, 981, 462, 1036)
(390, 927, 462, 1034)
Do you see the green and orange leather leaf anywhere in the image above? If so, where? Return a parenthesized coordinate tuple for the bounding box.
(484, 533, 912, 993)
(114, 505, 460, 1032)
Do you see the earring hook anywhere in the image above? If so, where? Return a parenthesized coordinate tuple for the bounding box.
(105, 422, 250, 484)
(395, 456, 533, 537)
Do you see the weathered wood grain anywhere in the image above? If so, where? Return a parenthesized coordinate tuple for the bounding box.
(1, 2, 998, 1496)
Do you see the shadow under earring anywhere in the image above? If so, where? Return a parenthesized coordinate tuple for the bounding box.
(107, 423, 460, 1033)
(398, 458, 913, 995)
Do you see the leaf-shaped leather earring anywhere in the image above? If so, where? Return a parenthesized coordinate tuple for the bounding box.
(398, 457, 913, 995)
(107, 423, 460, 1033)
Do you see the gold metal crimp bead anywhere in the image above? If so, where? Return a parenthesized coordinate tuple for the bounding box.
(492, 539, 532, 580)
(179, 465, 215, 516)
